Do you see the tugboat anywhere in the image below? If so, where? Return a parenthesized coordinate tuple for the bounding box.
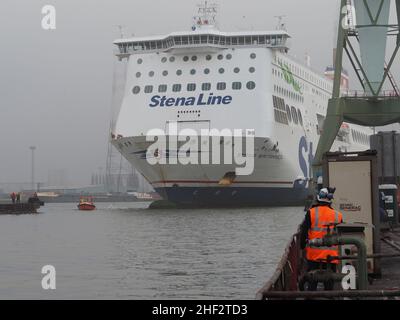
(77, 196, 96, 211)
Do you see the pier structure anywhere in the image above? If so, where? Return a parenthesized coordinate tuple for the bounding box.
(0, 201, 43, 215)
(313, 0, 400, 175)
(258, 0, 400, 299)
(256, 223, 400, 300)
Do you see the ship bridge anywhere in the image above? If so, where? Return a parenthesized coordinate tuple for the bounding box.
(114, 30, 290, 58)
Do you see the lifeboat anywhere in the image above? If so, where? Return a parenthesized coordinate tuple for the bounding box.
(338, 123, 350, 136)
(77, 196, 96, 211)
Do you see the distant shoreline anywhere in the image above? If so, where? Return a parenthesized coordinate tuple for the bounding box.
(0, 195, 155, 204)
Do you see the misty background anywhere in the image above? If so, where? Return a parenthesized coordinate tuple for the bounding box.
(0, 0, 399, 188)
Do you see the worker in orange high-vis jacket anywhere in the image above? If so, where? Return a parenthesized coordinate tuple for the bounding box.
(300, 187, 343, 291)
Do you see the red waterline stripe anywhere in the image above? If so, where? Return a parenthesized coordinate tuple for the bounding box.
(151, 180, 293, 185)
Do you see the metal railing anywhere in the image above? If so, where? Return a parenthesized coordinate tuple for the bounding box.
(256, 220, 400, 300)
(115, 35, 288, 56)
(341, 90, 399, 98)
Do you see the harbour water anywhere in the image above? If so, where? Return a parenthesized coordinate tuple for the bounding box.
(0, 202, 303, 299)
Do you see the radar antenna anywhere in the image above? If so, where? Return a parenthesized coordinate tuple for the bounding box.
(116, 25, 125, 38)
(274, 15, 287, 31)
(192, 1, 219, 30)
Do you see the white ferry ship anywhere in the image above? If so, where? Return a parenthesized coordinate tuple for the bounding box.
(111, 3, 372, 206)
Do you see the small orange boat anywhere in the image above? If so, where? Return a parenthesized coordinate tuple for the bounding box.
(77, 196, 96, 211)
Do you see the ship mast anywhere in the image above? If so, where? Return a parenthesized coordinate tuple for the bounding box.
(274, 15, 287, 31)
(192, 1, 219, 30)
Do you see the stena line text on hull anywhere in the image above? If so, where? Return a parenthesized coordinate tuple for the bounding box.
(149, 93, 233, 107)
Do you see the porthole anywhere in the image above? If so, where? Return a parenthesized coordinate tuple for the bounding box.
(204, 68, 210, 75)
(226, 54, 232, 60)
(183, 56, 189, 62)
(162, 70, 168, 76)
(148, 71, 155, 77)
(132, 86, 140, 94)
(249, 67, 255, 73)
(232, 82, 242, 90)
(234, 67, 240, 73)
(202, 83, 211, 91)
(172, 84, 181, 92)
(136, 72, 141, 78)
(144, 85, 153, 94)
(217, 54, 223, 60)
(137, 58, 143, 64)
(190, 69, 196, 75)
(176, 70, 182, 76)
(219, 68, 225, 74)
(169, 56, 175, 62)
(191, 56, 197, 61)
(250, 53, 256, 59)
(246, 81, 256, 90)
(158, 85, 167, 93)
(217, 82, 226, 90)
(206, 55, 212, 61)
(187, 83, 196, 91)
(161, 57, 167, 63)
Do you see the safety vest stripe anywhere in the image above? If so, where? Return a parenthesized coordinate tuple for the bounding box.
(307, 245, 338, 250)
(311, 207, 324, 231)
(310, 208, 341, 232)
(310, 227, 328, 232)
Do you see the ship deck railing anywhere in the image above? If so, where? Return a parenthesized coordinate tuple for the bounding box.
(115, 34, 289, 56)
(340, 90, 399, 99)
(255, 222, 305, 299)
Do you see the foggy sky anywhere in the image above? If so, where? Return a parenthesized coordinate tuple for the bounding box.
(0, 0, 399, 187)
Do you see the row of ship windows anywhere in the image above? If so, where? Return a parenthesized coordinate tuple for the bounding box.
(135, 66, 256, 78)
(136, 53, 257, 65)
(312, 88, 331, 101)
(274, 57, 333, 92)
(272, 67, 330, 101)
(274, 85, 304, 103)
(352, 129, 369, 145)
(273, 96, 303, 126)
(118, 34, 286, 54)
(317, 117, 369, 145)
(132, 81, 257, 94)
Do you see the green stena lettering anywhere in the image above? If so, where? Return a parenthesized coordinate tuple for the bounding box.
(278, 61, 303, 95)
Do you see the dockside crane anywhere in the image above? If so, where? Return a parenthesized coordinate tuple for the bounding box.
(313, 0, 400, 178)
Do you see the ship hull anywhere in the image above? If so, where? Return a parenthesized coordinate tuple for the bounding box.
(112, 134, 312, 207)
(77, 203, 96, 211)
(154, 186, 308, 207)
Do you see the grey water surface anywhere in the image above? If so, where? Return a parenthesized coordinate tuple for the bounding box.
(0, 202, 304, 299)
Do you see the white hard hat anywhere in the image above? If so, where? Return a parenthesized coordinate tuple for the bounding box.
(317, 188, 333, 203)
